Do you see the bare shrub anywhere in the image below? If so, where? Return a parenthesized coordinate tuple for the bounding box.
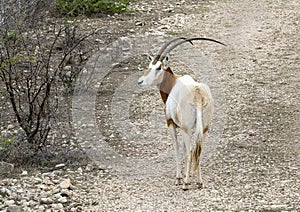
(0, 2, 94, 156)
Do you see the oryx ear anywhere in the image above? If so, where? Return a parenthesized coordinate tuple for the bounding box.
(162, 54, 169, 68)
(148, 55, 154, 61)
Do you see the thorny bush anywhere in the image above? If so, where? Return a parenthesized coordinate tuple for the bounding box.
(0, 8, 94, 157)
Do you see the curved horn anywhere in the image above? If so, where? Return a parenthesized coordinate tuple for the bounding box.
(153, 37, 193, 63)
(160, 37, 226, 61)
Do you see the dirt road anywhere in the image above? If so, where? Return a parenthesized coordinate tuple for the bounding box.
(93, 0, 300, 210)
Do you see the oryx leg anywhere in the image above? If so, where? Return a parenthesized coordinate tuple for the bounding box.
(196, 133, 205, 189)
(168, 123, 182, 185)
(182, 131, 192, 190)
(196, 140, 203, 189)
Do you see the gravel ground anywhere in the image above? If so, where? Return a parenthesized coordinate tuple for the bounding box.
(93, 0, 300, 210)
(1, 0, 299, 211)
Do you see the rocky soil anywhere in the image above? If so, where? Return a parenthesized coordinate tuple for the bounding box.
(1, 0, 299, 211)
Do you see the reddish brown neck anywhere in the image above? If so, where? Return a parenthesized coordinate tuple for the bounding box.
(159, 67, 178, 104)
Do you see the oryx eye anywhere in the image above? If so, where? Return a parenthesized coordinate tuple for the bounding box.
(156, 66, 161, 71)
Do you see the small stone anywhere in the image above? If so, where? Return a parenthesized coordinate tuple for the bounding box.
(44, 179, 54, 186)
(57, 197, 68, 203)
(77, 167, 83, 174)
(65, 71, 71, 78)
(59, 179, 72, 189)
(40, 197, 53, 204)
(158, 25, 170, 30)
(55, 163, 66, 169)
(269, 204, 288, 209)
(63, 65, 72, 71)
(52, 188, 60, 195)
(38, 205, 45, 212)
(249, 130, 255, 136)
(16, 188, 24, 194)
(21, 170, 28, 176)
(82, 67, 88, 74)
(39, 184, 50, 191)
(95, 38, 104, 43)
(60, 189, 73, 197)
(52, 203, 64, 210)
(0, 187, 12, 196)
(54, 193, 62, 199)
(28, 200, 37, 207)
(163, 8, 174, 13)
(5, 199, 15, 206)
(85, 165, 92, 172)
(7, 124, 14, 130)
(33, 177, 43, 183)
(7, 206, 22, 212)
(52, 179, 60, 184)
(135, 21, 143, 26)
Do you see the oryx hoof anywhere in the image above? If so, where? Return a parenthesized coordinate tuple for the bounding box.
(197, 182, 203, 189)
(182, 182, 190, 190)
(175, 178, 182, 186)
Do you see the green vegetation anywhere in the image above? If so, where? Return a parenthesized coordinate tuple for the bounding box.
(56, 0, 134, 16)
(0, 137, 15, 151)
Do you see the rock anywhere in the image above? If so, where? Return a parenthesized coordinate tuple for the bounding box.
(28, 200, 37, 207)
(40, 197, 53, 204)
(38, 205, 45, 212)
(95, 38, 103, 43)
(52, 179, 60, 184)
(65, 71, 72, 78)
(7, 124, 14, 130)
(81, 67, 88, 74)
(43, 179, 54, 186)
(7, 206, 22, 212)
(59, 179, 72, 189)
(57, 196, 68, 204)
(55, 163, 66, 169)
(0, 187, 12, 196)
(33, 177, 43, 184)
(158, 25, 170, 30)
(4, 199, 15, 206)
(60, 189, 73, 197)
(264, 204, 289, 210)
(54, 193, 62, 200)
(52, 203, 64, 210)
(63, 65, 72, 71)
(77, 167, 83, 174)
(39, 184, 50, 191)
(135, 21, 143, 26)
(21, 170, 28, 176)
(52, 188, 60, 195)
(85, 164, 92, 172)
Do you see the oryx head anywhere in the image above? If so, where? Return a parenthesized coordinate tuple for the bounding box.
(137, 37, 185, 87)
(137, 37, 225, 87)
(137, 54, 169, 87)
